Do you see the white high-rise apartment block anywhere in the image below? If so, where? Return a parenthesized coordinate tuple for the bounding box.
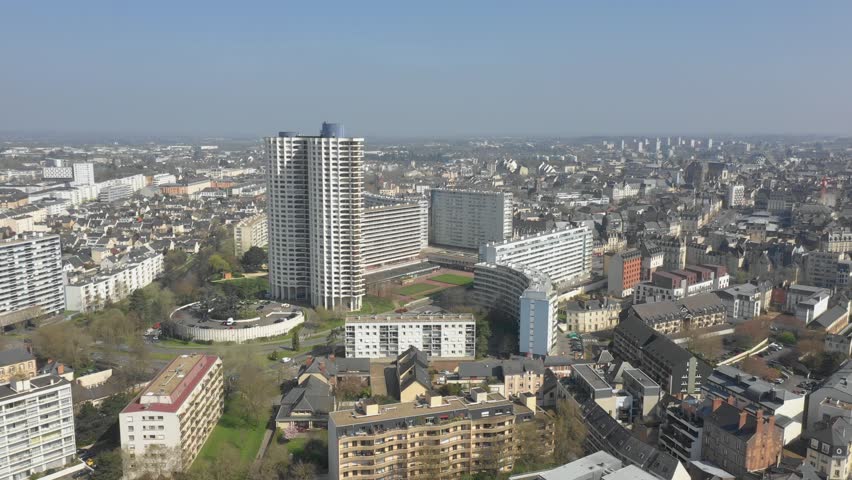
(234, 213, 268, 256)
(0, 234, 65, 322)
(120, 355, 223, 478)
(429, 189, 512, 250)
(344, 313, 475, 359)
(726, 184, 745, 208)
(0, 375, 76, 480)
(265, 123, 365, 311)
(362, 194, 428, 271)
(479, 225, 593, 287)
(72, 162, 95, 186)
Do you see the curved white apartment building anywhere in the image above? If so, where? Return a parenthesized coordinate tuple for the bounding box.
(479, 225, 593, 287)
(265, 123, 365, 311)
(473, 262, 557, 357)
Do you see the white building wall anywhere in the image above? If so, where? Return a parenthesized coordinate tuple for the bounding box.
(429, 189, 512, 249)
(480, 226, 592, 287)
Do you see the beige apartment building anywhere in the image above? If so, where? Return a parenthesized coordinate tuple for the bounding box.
(328, 390, 552, 479)
(119, 355, 224, 478)
(0, 350, 37, 383)
(563, 298, 620, 333)
(234, 213, 268, 256)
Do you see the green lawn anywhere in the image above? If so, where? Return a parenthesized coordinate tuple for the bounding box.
(193, 408, 267, 471)
(430, 274, 473, 286)
(356, 295, 396, 314)
(398, 283, 441, 296)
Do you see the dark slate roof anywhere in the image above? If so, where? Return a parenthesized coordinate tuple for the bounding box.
(396, 346, 432, 393)
(0, 349, 34, 367)
(276, 376, 333, 419)
(807, 417, 852, 449)
(810, 305, 848, 330)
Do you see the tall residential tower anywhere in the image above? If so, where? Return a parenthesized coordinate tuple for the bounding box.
(265, 123, 365, 311)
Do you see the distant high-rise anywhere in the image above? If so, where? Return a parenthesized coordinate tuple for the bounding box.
(72, 162, 95, 186)
(429, 189, 512, 250)
(265, 123, 365, 311)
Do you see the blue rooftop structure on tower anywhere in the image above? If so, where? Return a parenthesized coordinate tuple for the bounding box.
(320, 122, 345, 138)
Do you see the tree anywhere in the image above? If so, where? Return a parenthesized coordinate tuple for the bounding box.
(336, 376, 370, 401)
(31, 323, 93, 370)
(291, 325, 302, 351)
(777, 331, 797, 345)
(208, 254, 231, 274)
(475, 315, 491, 359)
(287, 462, 317, 480)
(241, 246, 267, 272)
(514, 419, 552, 471)
(232, 354, 278, 425)
(123, 444, 183, 479)
(688, 334, 724, 361)
(741, 356, 781, 381)
(553, 399, 587, 464)
(326, 327, 341, 347)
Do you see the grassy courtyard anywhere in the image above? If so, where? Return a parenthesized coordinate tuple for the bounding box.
(398, 283, 442, 296)
(355, 295, 396, 314)
(430, 273, 473, 286)
(193, 408, 267, 472)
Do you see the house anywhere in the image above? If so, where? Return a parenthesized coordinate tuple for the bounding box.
(275, 376, 334, 431)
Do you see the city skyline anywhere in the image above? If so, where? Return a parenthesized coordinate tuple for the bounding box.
(3, 1, 852, 137)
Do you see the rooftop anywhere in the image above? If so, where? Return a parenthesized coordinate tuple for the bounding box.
(122, 354, 219, 413)
(345, 313, 475, 325)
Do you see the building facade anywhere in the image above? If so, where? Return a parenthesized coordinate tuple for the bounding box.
(328, 391, 549, 480)
(633, 264, 729, 304)
(71, 162, 95, 186)
(562, 298, 620, 333)
(234, 213, 268, 256)
(474, 263, 557, 357)
(429, 189, 512, 250)
(0, 234, 65, 323)
(0, 375, 76, 480)
(726, 184, 745, 208)
(608, 249, 642, 297)
(265, 123, 365, 311)
(120, 355, 223, 478)
(480, 226, 592, 287)
(344, 313, 475, 359)
(362, 194, 428, 271)
(65, 250, 164, 312)
(701, 398, 782, 478)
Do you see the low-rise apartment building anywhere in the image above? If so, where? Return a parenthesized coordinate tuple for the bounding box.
(454, 358, 545, 399)
(344, 313, 475, 359)
(633, 264, 729, 304)
(701, 397, 782, 478)
(328, 391, 551, 479)
(613, 316, 712, 397)
(715, 283, 764, 321)
(608, 249, 642, 297)
(659, 396, 710, 464)
(804, 416, 852, 480)
(629, 293, 727, 335)
(65, 249, 164, 311)
(120, 355, 223, 479)
(703, 365, 804, 444)
(785, 284, 831, 323)
(0, 350, 37, 384)
(562, 298, 620, 333)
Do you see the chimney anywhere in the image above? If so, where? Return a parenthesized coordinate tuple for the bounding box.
(57, 364, 64, 375)
(712, 397, 723, 412)
(738, 410, 748, 430)
(305, 356, 313, 367)
(727, 394, 736, 406)
(768, 413, 776, 435)
(756, 409, 764, 435)
(329, 353, 336, 362)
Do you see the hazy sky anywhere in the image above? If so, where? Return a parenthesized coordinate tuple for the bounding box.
(2, 1, 851, 138)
